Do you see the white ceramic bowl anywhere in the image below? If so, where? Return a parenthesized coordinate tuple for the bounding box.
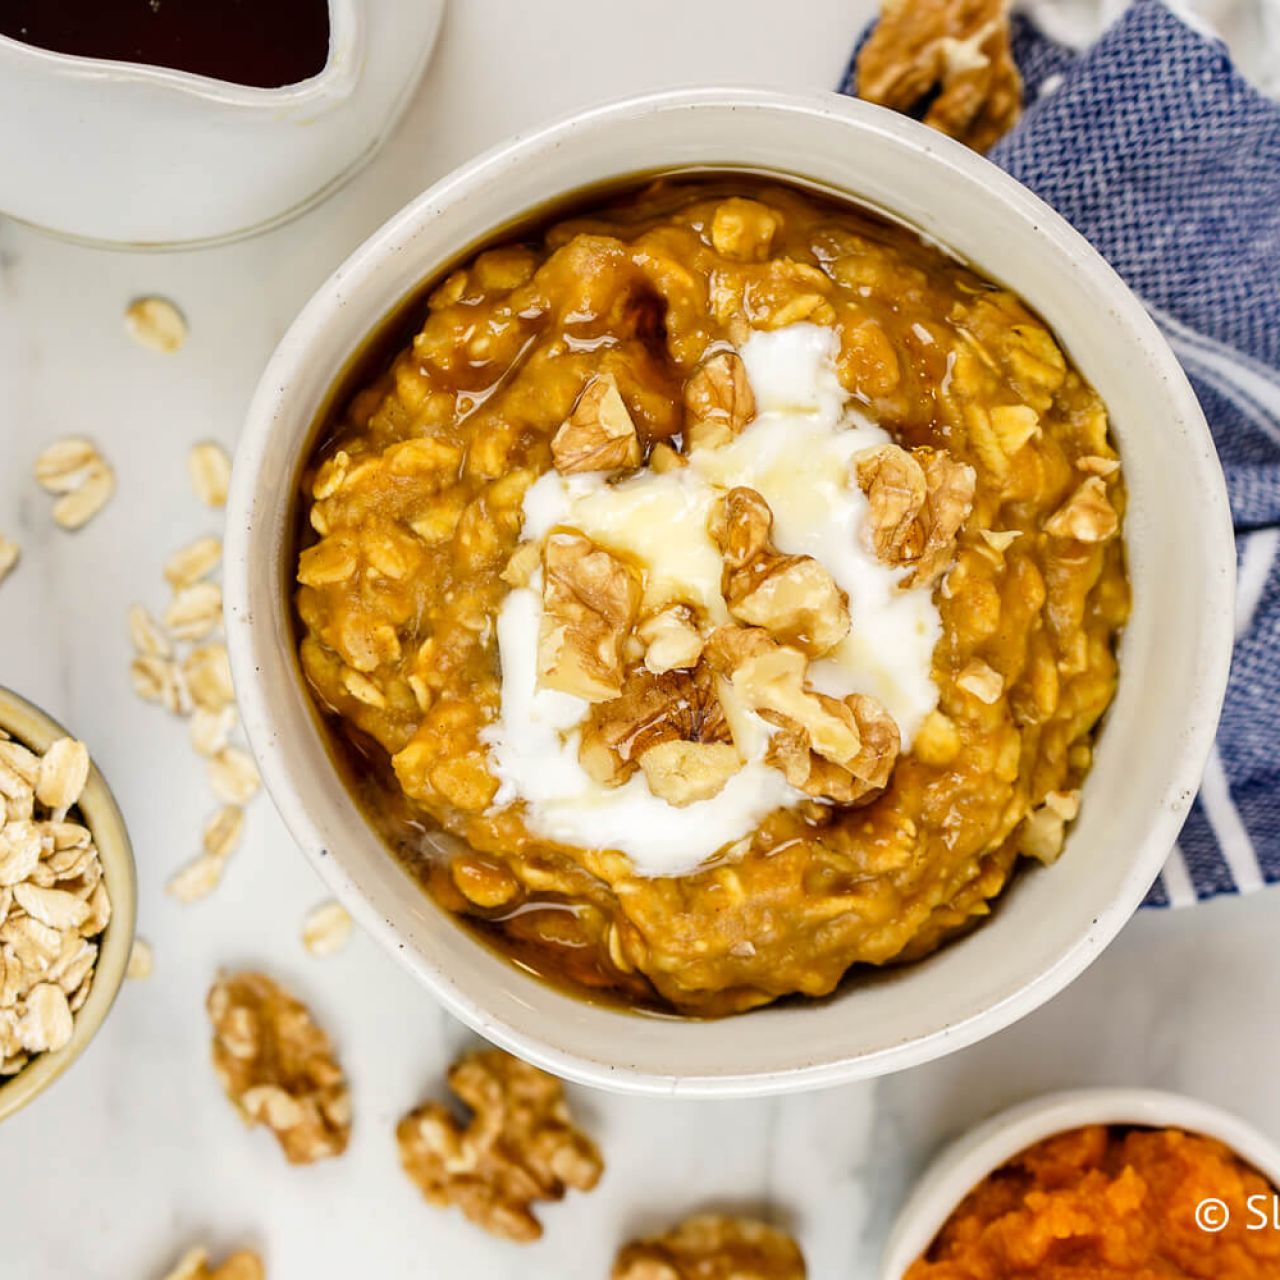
(880, 1088, 1280, 1278)
(225, 88, 1234, 1097)
(0, 0, 444, 247)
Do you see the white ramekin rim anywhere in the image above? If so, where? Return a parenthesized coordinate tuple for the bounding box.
(224, 86, 1234, 1097)
(879, 1087, 1280, 1279)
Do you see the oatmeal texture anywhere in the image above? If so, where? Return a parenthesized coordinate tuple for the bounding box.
(907, 1125, 1280, 1278)
(613, 1214, 806, 1280)
(396, 1047, 603, 1242)
(295, 180, 1128, 1015)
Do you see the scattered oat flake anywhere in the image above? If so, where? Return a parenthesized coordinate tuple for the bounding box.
(0, 537, 18, 585)
(302, 901, 353, 957)
(126, 938, 153, 979)
(164, 535, 222, 589)
(164, 581, 222, 642)
(128, 603, 172, 659)
(34, 438, 100, 494)
(183, 643, 235, 712)
(125, 295, 187, 354)
(190, 706, 236, 758)
(202, 805, 245, 860)
(208, 749, 259, 806)
(189, 442, 231, 508)
(166, 852, 225, 904)
(52, 461, 115, 531)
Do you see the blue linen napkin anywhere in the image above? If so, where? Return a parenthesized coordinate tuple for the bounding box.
(841, 0, 1280, 904)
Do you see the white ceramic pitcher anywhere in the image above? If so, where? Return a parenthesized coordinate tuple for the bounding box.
(0, 0, 446, 248)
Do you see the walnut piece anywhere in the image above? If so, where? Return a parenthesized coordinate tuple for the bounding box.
(855, 0, 1022, 155)
(396, 1048, 602, 1243)
(638, 740, 743, 807)
(207, 970, 351, 1164)
(639, 605, 705, 674)
(613, 1214, 806, 1280)
(765, 692, 900, 805)
(579, 666, 734, 790)
(683, 351, 756, 451)
(854, 444, 975, 586)
(159, 1245, 264, 1280)
(1043, 476, 1119, 543)
(1018, 789, 1081, 864)
(705, 627, 900, 803)
(713, 487, 850, 656)
(537, 532, 641, 702)
(551, 373, 642, 475)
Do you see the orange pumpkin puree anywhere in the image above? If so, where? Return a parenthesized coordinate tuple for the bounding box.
(907, 1124, 1280, 1279)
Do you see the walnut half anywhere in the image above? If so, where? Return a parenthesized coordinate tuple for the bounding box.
(578, 666, 739, 806)
(613, 1214, 807, 1280)
(396, 1048, 603, 1243)
(713, 487, 851, 656)
(854, 444, 975, 586)
(855, 0, 1022, 155)
(683, 351, 756, 452)
(537, 532, 641, 702)
(551, 372, 642, 475)
(207, 970, 351, 1165)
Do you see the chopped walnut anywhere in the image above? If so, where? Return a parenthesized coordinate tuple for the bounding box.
(551, 373, 642, 475)
(713, 487, 850, 656)
(537, 532, 641, 702)
(396, 1048, 602, 1243)
(765, 691, 900, 805)
(1019, 788, 1081, 864)
(158, 1245, 264, 1280)
(855, 0, 1022, 155)
(579, 666, 733, 789)
(207, 971, 351, 1164)
(649, 442, 687, 474)
(705, 628, 856, 762)
(854, 444, 975, 585)
(1043, 477, 1119, 543)
(613, 1214, 806, 1280)
(683, 351, 756, 452)
(638, 740, 743, 806)
(638, 605, 705, 674)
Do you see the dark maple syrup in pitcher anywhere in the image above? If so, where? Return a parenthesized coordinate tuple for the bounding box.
(1, 0, 331, 89)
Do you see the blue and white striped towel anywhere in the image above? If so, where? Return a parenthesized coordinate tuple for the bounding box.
(842, 0, 1280, 904)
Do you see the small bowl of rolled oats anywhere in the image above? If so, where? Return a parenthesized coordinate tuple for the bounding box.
(0, 687, 136, 1122)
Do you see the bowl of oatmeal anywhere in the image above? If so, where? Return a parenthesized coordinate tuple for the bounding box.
(881, 1089, 1280, 1278)
(225, 88, 1233, 1094)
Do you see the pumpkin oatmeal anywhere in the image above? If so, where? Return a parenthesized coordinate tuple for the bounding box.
(293, 178, 1128, 1016)
(907, 1124, 1280, 1278)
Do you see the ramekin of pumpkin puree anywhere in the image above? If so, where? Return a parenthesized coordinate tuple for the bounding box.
(906, 1122, 1280, 1278)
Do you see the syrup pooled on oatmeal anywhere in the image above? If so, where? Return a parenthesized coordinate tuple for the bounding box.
(2, 0, 331, 89)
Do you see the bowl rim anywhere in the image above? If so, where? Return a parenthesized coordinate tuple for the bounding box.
(878, 1087, 1280, 1278)
(0, 686, 137, 1123)
(224, 85, 1235, 1096)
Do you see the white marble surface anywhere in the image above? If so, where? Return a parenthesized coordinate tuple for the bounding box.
(2, 2, 1278, 1277)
